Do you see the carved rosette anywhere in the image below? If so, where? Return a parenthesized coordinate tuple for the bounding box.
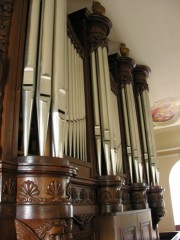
(147, 186, 165, 229)
(130, 183, 149, 210)
(97, 176, 124, 213)
(133, 65, 151, 95)
(88, 14, 112, 52)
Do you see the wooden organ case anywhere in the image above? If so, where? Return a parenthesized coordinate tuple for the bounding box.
(0, 1, 165, 239)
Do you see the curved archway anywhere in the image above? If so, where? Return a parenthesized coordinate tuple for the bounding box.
(169, 160, 180, 229)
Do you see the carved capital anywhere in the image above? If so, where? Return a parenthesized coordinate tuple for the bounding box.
(133, 65, 151, 94)
(88, 33, 108, 52)
(97, 176, 124, 213)
(119, 71, 133, 87)
(130, 183, 149, 210)
(88, 14, 112, 52)
(147, 186, 165, 229)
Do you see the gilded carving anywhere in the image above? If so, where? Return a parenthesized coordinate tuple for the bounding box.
(2, 178, 16, 202)
(17, 180, 40, 203)
(46, 180, 64, 202)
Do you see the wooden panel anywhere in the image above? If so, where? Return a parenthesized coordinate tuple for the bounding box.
(96, 209, 156, 240)
(121, 226, 137, 240)
(140, 221, 152, 240)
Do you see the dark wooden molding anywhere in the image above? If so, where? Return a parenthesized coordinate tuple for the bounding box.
(0, 0, 14, 155)
(133, 65, 151, 94)
(88, 14, 112, 52)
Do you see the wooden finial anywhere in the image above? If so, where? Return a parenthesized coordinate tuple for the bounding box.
(92, 1, 106, 15)
(120, 43, 130, 57)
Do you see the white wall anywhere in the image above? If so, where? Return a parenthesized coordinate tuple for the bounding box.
(155, 124, 180, 232)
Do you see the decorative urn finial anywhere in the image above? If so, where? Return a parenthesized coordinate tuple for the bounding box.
(92, 1, 106, 15)
(120, 43, 130, 57)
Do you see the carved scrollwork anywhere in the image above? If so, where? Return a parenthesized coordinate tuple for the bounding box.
(17, 180, 41, 203)
(2, 178, 16, 202)
(73, 214, 95, 230)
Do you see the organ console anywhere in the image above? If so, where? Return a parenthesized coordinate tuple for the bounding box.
(0, 1, 165, 239)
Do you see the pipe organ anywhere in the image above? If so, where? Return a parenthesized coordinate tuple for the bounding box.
(0, 1, 165, 239)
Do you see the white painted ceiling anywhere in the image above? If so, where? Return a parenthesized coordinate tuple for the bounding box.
(67, 0, 180, 107)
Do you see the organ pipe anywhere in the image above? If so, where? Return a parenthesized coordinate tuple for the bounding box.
(22, 0, 41, 156)
(134, 65, 159, 185)
(36, 0, 54, 156)
(52, 0, 67, 158)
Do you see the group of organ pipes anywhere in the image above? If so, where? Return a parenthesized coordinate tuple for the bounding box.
(22, 0, 86, 160)
(8, 0, 166, 238)
(21, 0, 159, 185)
